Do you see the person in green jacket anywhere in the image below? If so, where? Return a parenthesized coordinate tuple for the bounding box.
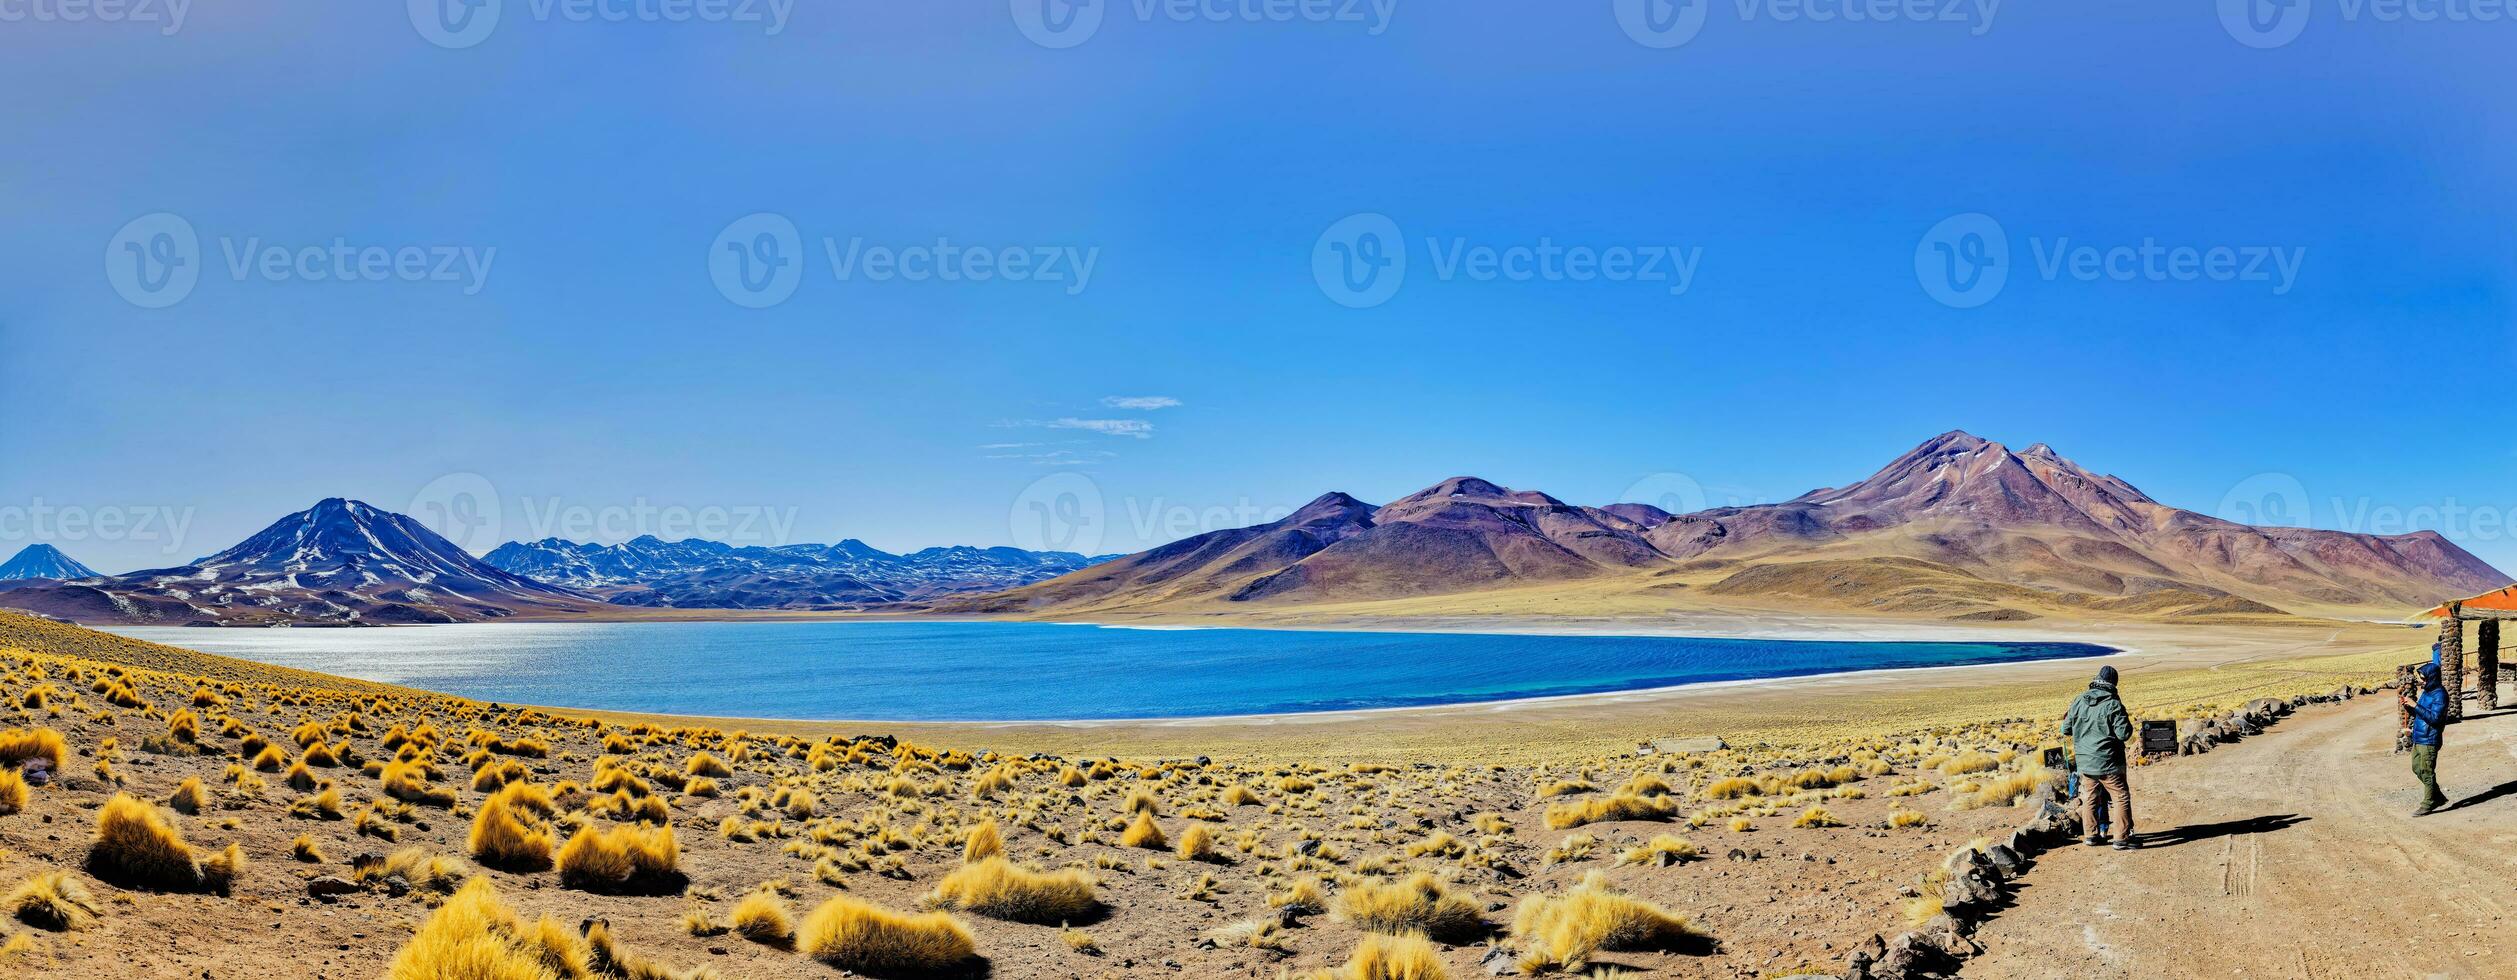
(2062, 665, 2137, 850)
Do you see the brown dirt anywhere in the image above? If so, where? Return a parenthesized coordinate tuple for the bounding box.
(1963, 684, 2517, 979)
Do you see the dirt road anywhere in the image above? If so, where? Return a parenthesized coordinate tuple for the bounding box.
(1965, 685, 2517, 979)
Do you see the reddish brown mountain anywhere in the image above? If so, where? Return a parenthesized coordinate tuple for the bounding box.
(951, 432, 2510, 619)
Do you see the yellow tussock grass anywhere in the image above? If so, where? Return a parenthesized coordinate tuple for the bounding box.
(1544, 793, 1678, 829)
(87, 793, 240, 894)
(798, 894, 978, 974)
(931, 857, 1100, 923)
(1510, 870, 1704, 971)
(732, 890, 793, 946)
(1335, 872, 1486, 942)
(6, 871, 101, 931)
(556, 823, 680, 893)
(1119, 811, 1167, 850)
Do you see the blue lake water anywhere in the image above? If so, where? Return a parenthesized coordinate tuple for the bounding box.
(102, 621, 2112, 722)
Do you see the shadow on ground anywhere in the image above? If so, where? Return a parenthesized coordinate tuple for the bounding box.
(2128, 813, 2309, 850)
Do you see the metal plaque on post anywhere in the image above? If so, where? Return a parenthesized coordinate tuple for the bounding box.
(2139, 719, 2179, 757)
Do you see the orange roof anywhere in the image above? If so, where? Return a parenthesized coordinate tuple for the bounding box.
(2425, 584, 2517, 619)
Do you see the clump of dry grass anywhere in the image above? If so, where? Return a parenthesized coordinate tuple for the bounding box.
(732, 889, 794, 947)
(1953, 767, 2055, 810)
(1790, 805, 1843, 828)
(1313, 932, 1452, 980)
(556, 823, 682, 894)
(1176, 823, 1223, 863)
(1615, 834, 1700, 867)
(1120, 810, 1167, 850)
(385, 877, 583, 980)
(1888, 809, 1930, 829)
(1510, 870, 1705, 971)
(0, 769, 26, 816)
(292, 834, 329, 862)
(468, 783, 557, 871)
(932, 857, 1100, 923)
(1544, 793, 1678, 829)
(963, 820, 1003, 863)
(1335, 873, 1487, 942)
(5, 871, 101, 931)
(0, 728, 68, 770)
(798, 894, 979, 974)
(86, 793, 241, 894)
(167, 777, 209, 815)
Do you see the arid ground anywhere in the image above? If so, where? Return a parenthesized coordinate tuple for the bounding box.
(0, 608, 2459, 979)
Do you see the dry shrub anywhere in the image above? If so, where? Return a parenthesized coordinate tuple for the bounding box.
(1336, 873, 1486, 942)
(732, 890, 793, 946)
(1175, 824, 1223, 863)
(1544, 793, 1678, 829)
(556, 823, 682, 894)
(1953, 767, 2054, 811)
(1791, 806, 1842, 828)
(87, 793, 241, 894)
(931, 857, 1099, 923)
(1615, 834, 1699, 867)
(380, 761, 458, 808)
(1510, 871, 1705, 971)
(1699, 776, 1762, 800)
(470, 783, 557, 870)
(167, 777, 209, 815)
(962, 820, 1002, 863)
(685, 752, 731, 778)
(798, 895, 978, 974)
(1119, 811, 1167, 851)
(0, 729, 68, 770)
(6, 871, 101, 931)
(385, 877, 584, 980)
(0, 769, 26, 816)
(1324, 932, 1451, 980)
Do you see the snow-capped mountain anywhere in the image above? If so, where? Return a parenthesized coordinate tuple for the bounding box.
(0, 545, 100, 582)
(482, 535, 1113, 610)
(0, 499, 597, 626)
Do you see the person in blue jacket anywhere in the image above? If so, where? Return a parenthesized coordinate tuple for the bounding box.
(2405, 660, 2450, 816)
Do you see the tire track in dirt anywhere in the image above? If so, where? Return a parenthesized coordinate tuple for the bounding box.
(1964, 686, 2517, 979)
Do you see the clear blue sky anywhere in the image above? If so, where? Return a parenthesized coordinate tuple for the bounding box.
(2, 3, 2512, 575)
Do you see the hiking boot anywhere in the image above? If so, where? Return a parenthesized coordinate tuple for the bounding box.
(2413, 803, 2438, 817)
(2082, 835, 2105, 847)
(2111, 840, 2136, 851)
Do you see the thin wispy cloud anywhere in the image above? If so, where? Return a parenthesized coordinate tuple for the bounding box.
(1101, 395, 1182, 410)
(1049, 418, 1154, 438)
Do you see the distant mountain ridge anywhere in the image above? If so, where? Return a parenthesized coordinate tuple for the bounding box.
(0, 545, 99, 583)
(482, 536, 1113, 609)
(948, 431, 2511, 621)
(0, 499, 598, 626)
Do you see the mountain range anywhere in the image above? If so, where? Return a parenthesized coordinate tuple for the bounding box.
(2, 431, 2502, 627)
(0, 544, 99, 583)
(0, 499, 600, 626)
(945, 431, 2510, 622)
(480, 536, 1112, 609)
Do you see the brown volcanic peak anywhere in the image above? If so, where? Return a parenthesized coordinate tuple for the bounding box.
(940, 491, 1378, 614)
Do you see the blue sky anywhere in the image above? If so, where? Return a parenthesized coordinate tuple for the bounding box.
(1, 2, 2512, 576)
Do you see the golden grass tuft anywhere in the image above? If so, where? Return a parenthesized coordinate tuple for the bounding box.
(932, 857, 1100, 923)
(1322, 932, 1452, 980)
(1335, 872, 1486, 942)
(1510, 870, 1705, 971)
(1614, 834, 1700, 867)
(0, 728, 68, 770)
(732, 890, 794, 947)
(798, 894, 979, 974)
(1790, 805, 1842, 828)
(1175, 823, 1223, 863)
(556, 823, 682, 893)
(963, 820, 1003, 863)
(1544, 793, 1678, 829)
(87, 793, 239, 893)
(5, 871, 101, 932)
(0, 769, 25, 816)
(385, 876, 582, 980)
(167, 776, 209, 815)
(1119, 810, 1167, 850)
(468, 783, 557, 871)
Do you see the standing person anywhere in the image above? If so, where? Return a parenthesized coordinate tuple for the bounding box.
(2063, 665, 2137, 850)
(2405, 661, 2449, 816)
